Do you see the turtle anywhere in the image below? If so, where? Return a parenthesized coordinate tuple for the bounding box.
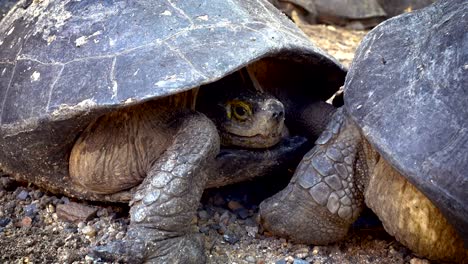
(376, 0, 436, 18)
(269, 0, 387, 29)
(270, 0, 436, 29)
(0, 0, 345, 262)
(259, 0, 468, 262)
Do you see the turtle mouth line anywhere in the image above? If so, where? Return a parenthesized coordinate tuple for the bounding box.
(221, 130, 283, 149)
(225, 131, 282, 140)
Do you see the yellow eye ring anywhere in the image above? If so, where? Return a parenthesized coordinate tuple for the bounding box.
(226, 100, 252, 121)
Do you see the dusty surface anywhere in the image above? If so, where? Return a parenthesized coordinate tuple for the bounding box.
(298, 24, 368, 68)
(0, 25, 440, 264)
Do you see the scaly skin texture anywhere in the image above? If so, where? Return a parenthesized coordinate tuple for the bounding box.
(93, 111, 219, 263)
(260, 108, 367, 244)
(260, 108, 467, 262)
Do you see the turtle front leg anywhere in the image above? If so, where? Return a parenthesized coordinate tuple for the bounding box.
(93, 112, 219, 263)
(259, 108, 368, 244)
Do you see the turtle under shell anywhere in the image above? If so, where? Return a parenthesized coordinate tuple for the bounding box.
(0, 0, 344, 200)
(345, 0, 468, 242)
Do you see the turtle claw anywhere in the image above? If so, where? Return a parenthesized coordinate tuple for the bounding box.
(90, 232, 205, 264)
(91, 239, 145, 263)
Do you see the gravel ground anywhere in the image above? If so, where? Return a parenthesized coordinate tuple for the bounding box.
(0, 174, 432, 264)
(0, 25, 440, 264)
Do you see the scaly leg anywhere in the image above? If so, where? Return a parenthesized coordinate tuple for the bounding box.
(259, 108, 368, 244)
(93, 112, 219, 263)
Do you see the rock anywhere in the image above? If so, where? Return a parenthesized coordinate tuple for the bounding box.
(293, 259, 309, 264)
(294, 247, 310, 259)
(115, 231, 125, 240)
(312, 246, 320, 255)
(77, 222, 86, 229)
(235, 208, 250, 219)
(31, 190, 43, 200)
(81, 225, 96, 237)
(223, 232, 240, 244)
(219, 211, 231, 226)
(47, 204, 55, 213)
(275, 260, 287, 264)
(198, 210, 210, 220)
(0, 217, 11, 227)
(410, 258, 430, 264)
(200, 225, 210, 235)
(24, 203, 39, 218)
(60, 196, 70, 204)
(16, 190, 29, 200)
(56, 202, 97, 223)
(245, 225, 258, 238)
(245, 255, 256, 263)
(20, 216, 32, 227)
(96, 208, 109, 218)
(228, 200, 243, 211)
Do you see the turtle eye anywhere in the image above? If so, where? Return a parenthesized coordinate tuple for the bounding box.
(227, 100, 252, 121)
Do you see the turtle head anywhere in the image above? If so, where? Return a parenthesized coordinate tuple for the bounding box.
(197, 71, 286, 149)
(218, 92, 285, 148)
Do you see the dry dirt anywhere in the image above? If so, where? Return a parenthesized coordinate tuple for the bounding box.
(0, 25, 444, 264)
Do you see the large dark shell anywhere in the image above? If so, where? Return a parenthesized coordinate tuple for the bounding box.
(345, 0, 467, 242)
(0, 0, 344, 197)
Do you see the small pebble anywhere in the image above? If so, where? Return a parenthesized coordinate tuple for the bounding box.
(285, 256, 294, 263)
(312, 246, 320, 255)
(294, 247, 309, 259)
(47, 204, 55, 213)
(199, 225, 210, 235)
(96, 208, 109, 218)
(245, 225, 258, 238)
(275, 260, 287, 264)
(0, 217, 11, 227)
(223, 232, 240, 244)
(197, 210, 210, 220)
(245, 255, 256, 263)
(81, 225, 96, 237)
(227, 200, 243, 211)
(219, 211, 231, 226)
(115, 231, 125, 240)
(24, 203, 39, 217)
(31, 190, 43, 199)
(60, 196, 70, 204)
(17, 190, 29, 200)
(235, 208, 250, 219)
(77, 222, 86, 229)
(20, 216, 32, 227)
(56, 202, 97, 223)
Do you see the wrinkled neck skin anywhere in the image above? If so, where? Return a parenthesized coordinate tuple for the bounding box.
(293, 101, 337, 141)
(360, 138, 380, 189)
